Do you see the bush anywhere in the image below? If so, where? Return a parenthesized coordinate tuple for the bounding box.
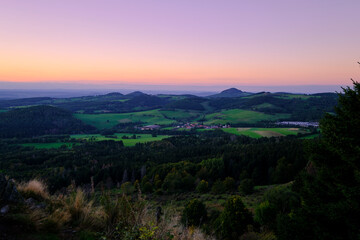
(196, 180, 209, 193)
(255, 185, 300, 231)
(181, 199, 207, 227)
(216, 196, 252, 240)
(223, 177, 236, 191)
(211, 179, 225, 194)
(254, 200, 277, 228)
(142, 182, 153, 193)
(121, 181, 133, 195)
(239, 178, 254, 195)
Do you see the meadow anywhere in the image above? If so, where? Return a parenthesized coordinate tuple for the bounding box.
(74, 109, 206, 129)
(21, 133, 170, 149)
(222, 127, 309, 138)
(71, 133, 169, 146)
(21, 142, 78, 149)
(300, 133, 320, 139)
(201, 109, 290, 125)
(74, 109, 176, 129)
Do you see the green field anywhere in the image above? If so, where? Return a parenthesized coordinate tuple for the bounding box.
(71, 133, 169, 146)
(74, 109, 205, 129)
(222, 128, 263, 138)
(20, 134, 169, 149)
(21, 142, 77, 149)
(159, 109, 202, 120)
(300, 133, 320, 139)
(275, 94, 318, 99)
(202, 109, 290, 125)
(75, 109, 176, 129)
(222, 127, 309, 138)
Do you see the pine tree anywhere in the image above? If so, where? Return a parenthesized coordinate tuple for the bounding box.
(279, 81, 360, 240)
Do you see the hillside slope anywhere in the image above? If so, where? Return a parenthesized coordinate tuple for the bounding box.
(0, 105, 95, 138)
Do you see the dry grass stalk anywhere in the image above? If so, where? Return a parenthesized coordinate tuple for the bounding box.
(17, 179, 49, 200)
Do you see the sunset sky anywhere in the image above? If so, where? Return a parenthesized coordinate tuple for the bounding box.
(1, 0, 359, 90)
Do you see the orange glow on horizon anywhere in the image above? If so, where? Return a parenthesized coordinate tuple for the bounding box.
(1, 1, 359, 87)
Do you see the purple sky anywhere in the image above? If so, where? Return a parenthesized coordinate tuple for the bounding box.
(0, 0, 359, 91)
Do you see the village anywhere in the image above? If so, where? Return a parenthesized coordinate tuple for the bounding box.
(137, 122, 231, 131)
(276, 121, 319, 127)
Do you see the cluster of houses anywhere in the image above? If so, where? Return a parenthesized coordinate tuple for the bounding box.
(175, 122, 231, 130)
(276, 121, 319, 127)
(137, 125, 161, 131)
(136, 123, 231, 131)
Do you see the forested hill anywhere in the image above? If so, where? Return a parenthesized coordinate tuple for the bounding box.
(0, 105, 95, 138)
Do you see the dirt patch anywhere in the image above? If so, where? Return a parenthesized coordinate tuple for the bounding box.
(237, 128, 250, 131)
(118, 118, 131, 123)
(254, 131, 284, 137)
(288, 128, 299, 131)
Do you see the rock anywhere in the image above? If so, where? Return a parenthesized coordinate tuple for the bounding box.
(0, 174, 7, 197)
(2, 180, 23, 203)
(0, 174, 23, 205)
(34, 202, 46, 210)
(0, 205, 10, 215)
(25, 197, 36, 206)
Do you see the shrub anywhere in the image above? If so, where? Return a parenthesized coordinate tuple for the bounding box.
(239, 178, 254, 195)
(181, 199, 207, 227)
(254, 200, 277, 229)
(255, 185, 300, 231)
(216, 196, 252, 240)
(142, 181, 153, 193)
(154, 174, 162, 190)
(121, 181, 133, 195)
(240, 230, 277, 240)
(196, 180, 209, 193)
(162, 169, 195, 193)
(223, 177, 236, 191)
(211, 179, 225, 194)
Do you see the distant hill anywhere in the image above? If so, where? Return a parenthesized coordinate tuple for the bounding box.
(165, 96, 205, 110)
(126, 91, 146, 97)
(103, 92, 124, 97)
(208, 88, 252, 98)
(127, 94, 168, 107)
(0, 105, 95, 138)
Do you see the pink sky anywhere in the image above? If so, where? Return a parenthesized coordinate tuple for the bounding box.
(0, 0, 359, 87)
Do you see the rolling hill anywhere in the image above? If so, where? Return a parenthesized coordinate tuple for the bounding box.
(0, 89, 338, 130)
(207, 88, 252, 98)
(0, 105, 95, 138)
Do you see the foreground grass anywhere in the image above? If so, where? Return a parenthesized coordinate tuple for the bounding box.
(2, 180, 212, 240)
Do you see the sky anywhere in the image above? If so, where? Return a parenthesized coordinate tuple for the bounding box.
(0, 0, 359, 91)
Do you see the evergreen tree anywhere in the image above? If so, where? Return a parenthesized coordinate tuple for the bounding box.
(280, 81, 360, 240)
